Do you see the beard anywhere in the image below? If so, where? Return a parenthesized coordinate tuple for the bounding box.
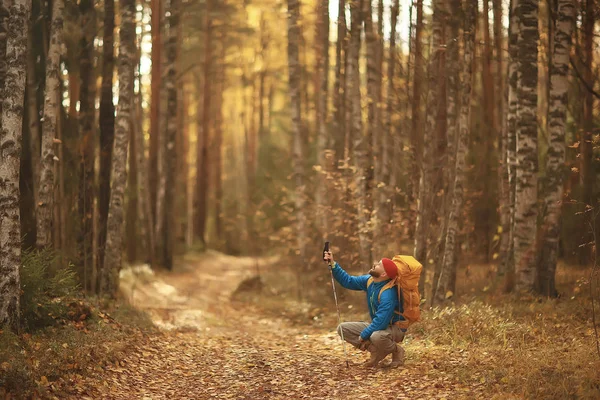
(368, 269, 381, 278)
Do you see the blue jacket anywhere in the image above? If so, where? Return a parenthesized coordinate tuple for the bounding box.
(331, 262, 404, 340)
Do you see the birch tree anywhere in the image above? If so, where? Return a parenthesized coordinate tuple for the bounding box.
(415, 0, 442, 294)
(538, 0, 575, 297)
(98, 0, 115, 271)
(102, 0, 135, 295)
(500, 0, 519, 282)
(36, 0, 64, 248)
(78, 0, 97, 291)
(513, 0, 539, 292)
(435, 0, 476, 305)
(0, 0, 30, 329)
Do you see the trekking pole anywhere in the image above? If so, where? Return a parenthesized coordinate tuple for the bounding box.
(324, 242, 350, 368)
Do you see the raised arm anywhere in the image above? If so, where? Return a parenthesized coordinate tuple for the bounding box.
(331, 262, 369, 291)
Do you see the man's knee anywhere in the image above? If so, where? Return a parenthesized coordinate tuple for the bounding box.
(370, 330, 389, 345)
(337, 322, 349, 337)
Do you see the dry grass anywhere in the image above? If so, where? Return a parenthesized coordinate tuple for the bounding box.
(0, 298, 156, 398)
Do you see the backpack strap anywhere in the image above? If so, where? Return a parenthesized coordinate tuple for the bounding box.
(377, 280, 397, 302)
(367, 277, 374, 288)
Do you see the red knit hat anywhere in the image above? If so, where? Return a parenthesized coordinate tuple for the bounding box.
(381, 258, 397, 279)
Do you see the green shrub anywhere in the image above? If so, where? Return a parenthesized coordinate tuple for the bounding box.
(20, 249, 79, 331)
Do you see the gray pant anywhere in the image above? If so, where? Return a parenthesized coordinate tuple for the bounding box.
(337, 322, 405, 359)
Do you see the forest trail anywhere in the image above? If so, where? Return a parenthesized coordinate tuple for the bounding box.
(62, 252, 496, 399)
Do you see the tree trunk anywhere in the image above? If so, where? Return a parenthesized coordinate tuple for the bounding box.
(0, 0, 29, 330)
(287, 0, 307, 294)
(415, 0, 442, 295)
(513, 0, 539, 292)
(36, 0, 63, 249)
(435, 0, 476, 305)
(347, 0, 370, 268)
(579, 0, 594, 264)
(194, 0, 212, 246)
(214, 42, 225, 242)
(98, 0, 115, 274)
(410, 0, 424, 206)
(332, 0, 346, 163)
(480, 0, 496, 261)
(501, 0, 519, 286)
(495, 0, 511, 278)
(538, 0, 574, 297)
(315, 0, 329, 237)
(379, 0, 399, 251)
(126, 107, 138, 263)
(102, 0, 135, 296)
(134, 76, 154, 262)
(161, 0, 178, 269)
(432, 0, 460, 295)
(26, 18, 40, 214)
(78, 0, 96, 291)
(0, 0, 8, 109)
(149, 0, 161, 225)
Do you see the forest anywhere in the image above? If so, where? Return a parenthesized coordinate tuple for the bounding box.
(1, 0, 599, 398)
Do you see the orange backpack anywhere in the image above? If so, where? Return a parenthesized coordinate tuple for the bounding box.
(367, 255, 423, 328)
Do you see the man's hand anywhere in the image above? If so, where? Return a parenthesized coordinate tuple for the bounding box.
(358, 337, 370, 351)
(324, 251, 334, 266)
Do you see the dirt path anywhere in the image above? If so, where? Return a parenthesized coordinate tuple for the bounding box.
(62, 252, 491, 399)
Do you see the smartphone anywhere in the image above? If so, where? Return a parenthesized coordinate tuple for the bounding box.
(323, 241, 330, 261)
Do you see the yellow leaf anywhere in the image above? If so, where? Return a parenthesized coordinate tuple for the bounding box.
(445, 290, 453, 299)
(39, 376, 49, 386)
(492, 253, 499, 260)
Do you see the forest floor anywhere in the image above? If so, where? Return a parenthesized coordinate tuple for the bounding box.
(3, 251, 600, 399)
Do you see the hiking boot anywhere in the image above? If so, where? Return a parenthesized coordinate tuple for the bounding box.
(383, 345, 405, 368)
(364, 352, 386, 368)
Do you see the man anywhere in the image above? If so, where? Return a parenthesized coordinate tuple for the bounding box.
(324, 250, 406, 368)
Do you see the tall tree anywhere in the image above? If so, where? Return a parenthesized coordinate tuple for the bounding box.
(435, 0, 476, 305)
(194, 0, 212, 245)
(102, 0, 136, 295)
(98, 0, 115, 272)
(161, 0, 178, 269)
(378, 0, 399, 250)
(479, 0, 496, 259)
(0, 0, 8, 127)
(36, 0, 64, 248)
(287, 0, 307, 289)
(315, 0, 329, 237)
(538, 0, 575, 297)
(500, 0, 519, 285)
(78, 0, 96, 291)
(415, 0, 442, 294)
(410, 0, 424, 204)
(513, 0, 539, 292)
(579, 0, 594, 264)
(332, 0, 346, 163)
(496, 0, 511, 278)
(0, 0, 29, 329)
(149, 0, 161, 224)
(348, 0, 371, 267)
(133, 73, 154, 262)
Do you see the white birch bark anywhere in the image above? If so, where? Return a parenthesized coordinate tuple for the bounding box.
(0, 0, 30, 329)
(102, 0, 135, 295)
